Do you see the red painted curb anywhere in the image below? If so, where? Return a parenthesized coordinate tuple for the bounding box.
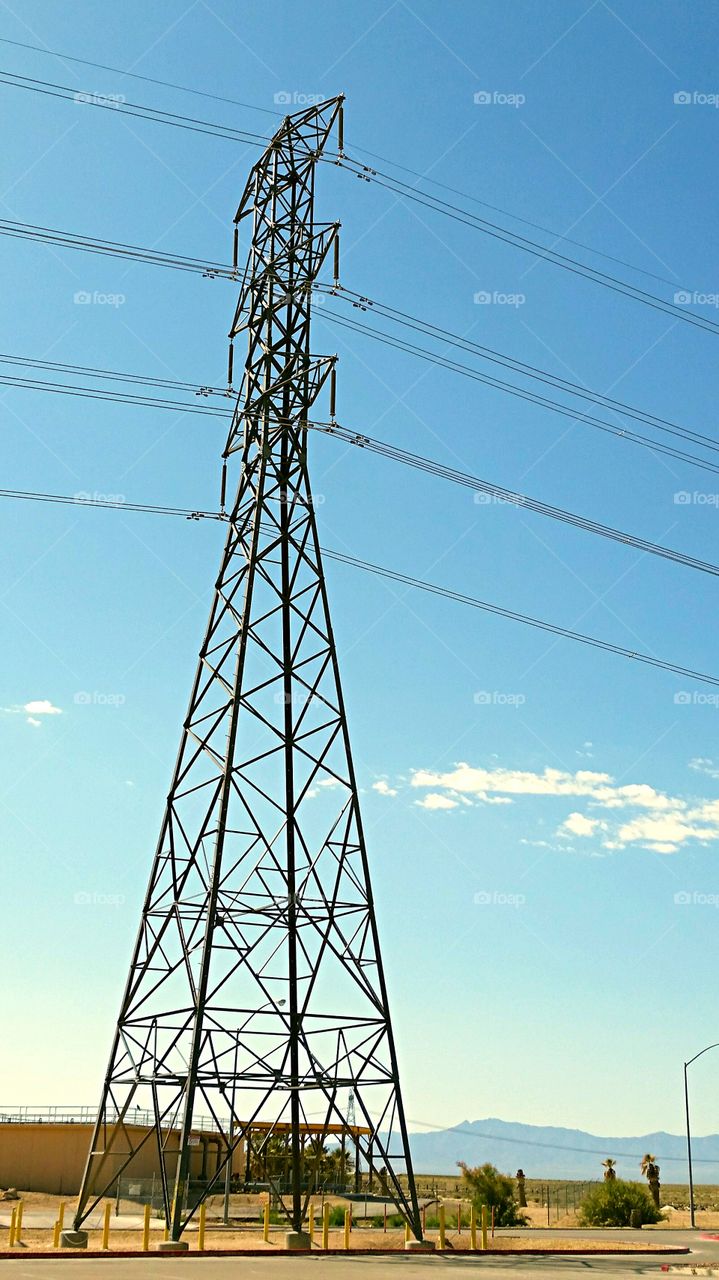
(0, 1246, 692, 1261)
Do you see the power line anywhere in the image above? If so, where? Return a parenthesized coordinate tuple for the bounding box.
(0, 216, 236, 277)
(323, 285, 719, 456)
(406, 1116, 718, 1166)
(0, 371, 231, 417)
(0, 70, 269, 147)
(0, 36, 283, 118)
(2, 35, 703, 302)
(327, 548, 717, 686)
(2, 64, 711, 337)
(321, 309, 719, 476)
(9, 338, 719, 477)
(0, 40, 690, 299)
(316, 422, 719, 580)
(0, 487, 222, 519)
(3, 353, 718, 579)
(4, 209, 716, 468)
(0, 352, 230, 396)
(338, 156, 719, 337)
(4, 204, 716, 468)
(1, 485, 715, 688)
(339, 145, 686, 294)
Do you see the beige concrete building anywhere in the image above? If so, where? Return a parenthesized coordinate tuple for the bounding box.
(0, 1117, 243, 1197)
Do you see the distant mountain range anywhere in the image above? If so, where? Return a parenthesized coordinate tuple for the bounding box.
(404, 1118, 719, 1182)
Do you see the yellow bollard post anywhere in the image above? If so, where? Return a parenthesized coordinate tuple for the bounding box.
(322, 1202, 329, 1250)
(263, 1201, 270, 1243)
(470, 1204, 477, 1251)
(404, 1221, 410, 1245)
(53, 1219, 61, 1250)
(198, 1203, 206, 1252)
(438, 1203, 445, 1251)
(481, 1204, 488, 1250)
(15, 1201, 23, 1244)
(343, 1208, 350, 1250)
(57, 1201, 66, 1237)
(142, 1203, 151, 1252)
(308, 1200, 314, 1245)
(102, 1202, 111, 1250)
(8, 1207, 17, 1248)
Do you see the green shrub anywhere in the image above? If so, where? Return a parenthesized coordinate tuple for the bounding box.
(458, 1162, 528, 1227)
(578, 1180, 662, 1227)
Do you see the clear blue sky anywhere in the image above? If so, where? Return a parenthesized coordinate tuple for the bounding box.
(2, 0, 719, 1158)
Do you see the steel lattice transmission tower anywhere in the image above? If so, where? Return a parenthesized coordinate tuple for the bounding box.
(70, 96, 423, 1247)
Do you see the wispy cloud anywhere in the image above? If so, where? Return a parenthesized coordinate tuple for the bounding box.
(410, 761, 719, 855)
(689, 757, 719, 781)
(2, 698, 63, 727)
(415, 792, 458, 811)
(373, 779, 398, 797)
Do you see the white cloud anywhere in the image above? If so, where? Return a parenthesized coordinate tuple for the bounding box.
(373, 780, 397, 797)
(410, 760, 719, 854)
(2, 698, 63, 727)
(559, 812, 603, 839)
(412, 765, 614, 801)
(616, 812, 715, 848)
(690, 757, 719, 781)
(415, 793, 458, 811)
(24, 699, 62, 716)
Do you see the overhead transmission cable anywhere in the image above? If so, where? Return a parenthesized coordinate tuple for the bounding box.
(0, 70, 269, 146)
(3, 217, 716, 470)
(2, 351, 719, 578)
(337, 155, 719, 337)
(0, 67, 710, 333)
(405, 1116, 719, 1166)
(1, 484, 716, 689)
(321, 284, 719, 456)
(0, 217, 236, 277)
(0, 36, 283, 117)
(0, 371, 230, 417)
(320, 309, 719, 476)
(0, 352, 230, 396)
(333, 147, 685, 293)
(0, 36, 698, 295)
(0, 487, 221, 519)
(314, 421, 719, 580)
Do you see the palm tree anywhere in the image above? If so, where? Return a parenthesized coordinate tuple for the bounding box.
(602, 1158, 617, 1182)
(515, 1169, 527, 1208)
(641, 1154, 660, 1207)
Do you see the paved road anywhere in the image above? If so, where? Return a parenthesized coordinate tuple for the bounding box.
(0, 1254, 710, 1279)
(3, 1224, 715, 1278)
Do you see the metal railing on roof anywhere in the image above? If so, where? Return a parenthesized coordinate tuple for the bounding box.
(0, 1106, 223, 1133)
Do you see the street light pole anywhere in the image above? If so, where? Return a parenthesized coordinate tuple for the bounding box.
(683, 1042, 719, 1230)
(684, 1060, 695, 1229)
